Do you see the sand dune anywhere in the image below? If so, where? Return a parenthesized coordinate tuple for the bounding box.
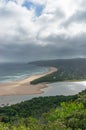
(0, 67, 57, 96)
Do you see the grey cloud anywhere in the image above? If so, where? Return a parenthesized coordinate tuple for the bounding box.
(45, 9, 65, 19)
(55, 9, 65, 18)
(62, 10, 86, 27)
(0, 32, 86, 62)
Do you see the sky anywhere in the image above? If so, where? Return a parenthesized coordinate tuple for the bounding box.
(0, 0, 86, 62)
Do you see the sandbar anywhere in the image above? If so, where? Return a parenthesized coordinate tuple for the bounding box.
(0, 67, 57, 96)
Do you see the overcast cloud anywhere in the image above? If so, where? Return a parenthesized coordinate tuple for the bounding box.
(0, 0, 86, 62)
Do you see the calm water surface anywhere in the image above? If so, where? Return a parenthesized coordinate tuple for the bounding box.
(0, 81, 86, 106)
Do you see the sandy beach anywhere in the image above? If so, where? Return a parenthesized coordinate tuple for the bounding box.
(0, 67, 57, 96)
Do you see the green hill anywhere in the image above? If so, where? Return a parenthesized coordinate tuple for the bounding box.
(30, 58, 86, 84)
(0, 90, 86, 130)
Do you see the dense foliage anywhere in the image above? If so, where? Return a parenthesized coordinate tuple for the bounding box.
(0, 90, 86, 130)
(30, 58, 86, 84)
(0, 95, 76, 122)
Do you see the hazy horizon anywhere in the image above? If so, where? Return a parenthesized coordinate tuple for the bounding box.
(0, 57, 86, 64)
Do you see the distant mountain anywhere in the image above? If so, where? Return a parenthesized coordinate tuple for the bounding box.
(29, 58, 86, 67)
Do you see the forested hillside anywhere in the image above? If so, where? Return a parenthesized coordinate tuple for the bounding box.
(30, 58, 86, 84)
(0, 90, 86, 130)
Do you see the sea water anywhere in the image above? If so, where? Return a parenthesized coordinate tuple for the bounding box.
(0, 63, 48, 82)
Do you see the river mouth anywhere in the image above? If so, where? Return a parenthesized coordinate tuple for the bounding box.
(0, 81, 86, 107)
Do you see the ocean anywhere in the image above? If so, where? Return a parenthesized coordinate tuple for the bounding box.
(0, 63, 48, 83)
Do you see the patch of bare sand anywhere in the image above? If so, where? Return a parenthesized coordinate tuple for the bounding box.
(0, 67, 57, 96)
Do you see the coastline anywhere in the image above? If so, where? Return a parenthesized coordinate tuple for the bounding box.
(0, 67, 57, 96)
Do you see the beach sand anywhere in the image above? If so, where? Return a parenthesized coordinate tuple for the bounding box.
(0, 67, 57, 96)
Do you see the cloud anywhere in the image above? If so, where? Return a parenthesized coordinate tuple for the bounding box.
(62, 10, 86, 28)
(0, 0, 86, 62)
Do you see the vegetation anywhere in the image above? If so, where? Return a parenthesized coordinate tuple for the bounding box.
(30, 58, 86, 84)
(0, 95, 76, 122)
(0, 90, 85, 130)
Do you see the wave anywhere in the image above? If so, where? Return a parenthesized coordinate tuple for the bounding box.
(0, 65, 49, 83)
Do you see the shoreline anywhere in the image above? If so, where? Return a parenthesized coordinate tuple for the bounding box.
(0, 67, 57, 96)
